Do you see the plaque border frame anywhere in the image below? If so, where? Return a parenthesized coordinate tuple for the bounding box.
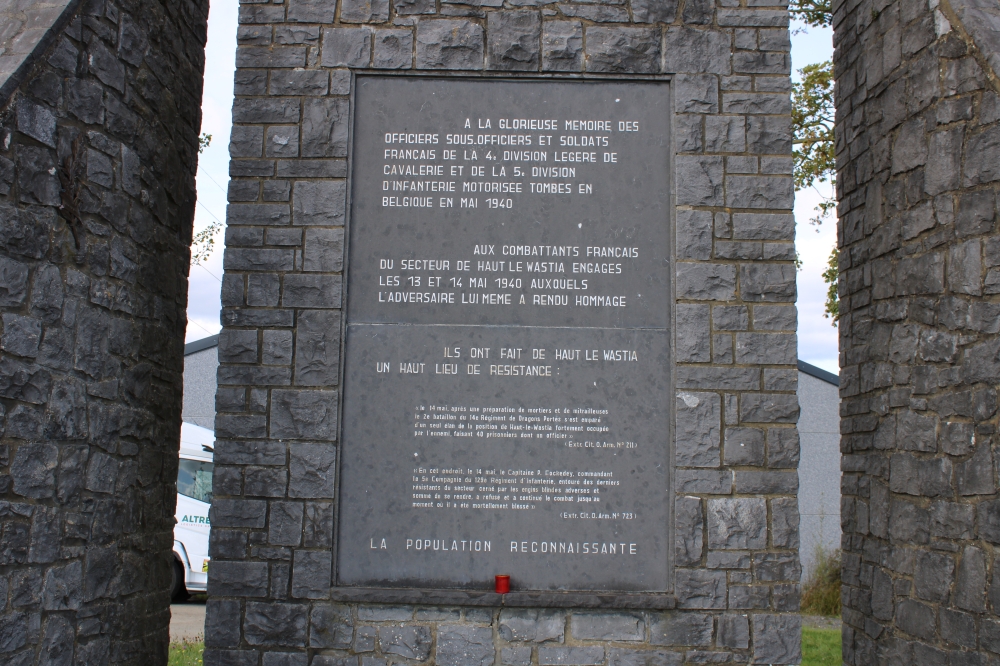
(332, 72, 677, 609)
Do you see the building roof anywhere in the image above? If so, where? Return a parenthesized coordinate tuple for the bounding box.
(797, 360, 839, 387)
(184, 334, 219, 356)
(182, 334, 842, 386)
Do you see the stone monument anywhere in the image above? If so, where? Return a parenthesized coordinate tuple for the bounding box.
(0, 0, 209, 662)
(209, 1, 802, 664)
(835, 0, 1000, 662)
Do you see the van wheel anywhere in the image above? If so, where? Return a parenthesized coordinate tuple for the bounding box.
(170, 559, 188, 602)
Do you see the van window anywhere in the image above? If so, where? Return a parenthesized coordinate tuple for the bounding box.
(178, 459, 213, 503)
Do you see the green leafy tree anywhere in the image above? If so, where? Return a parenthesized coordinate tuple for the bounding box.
(790, 0, 839, 323)
(191, 132, 221, 266)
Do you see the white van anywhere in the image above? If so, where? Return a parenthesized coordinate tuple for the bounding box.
(172, 422, 215, 600)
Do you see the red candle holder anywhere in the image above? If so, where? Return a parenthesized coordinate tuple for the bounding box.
(495, 575, 510, 594)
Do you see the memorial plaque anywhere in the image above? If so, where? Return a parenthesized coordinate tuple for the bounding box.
(338, 77, 672, 592)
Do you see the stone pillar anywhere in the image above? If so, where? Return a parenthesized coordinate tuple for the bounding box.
(0, 0, 208, 663)
(834, 0, 1000, 661)
(210, 1, 802, 663)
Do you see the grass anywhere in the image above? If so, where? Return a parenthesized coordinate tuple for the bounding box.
(168, 641, 204, 666)
(802, 627, 842, 665)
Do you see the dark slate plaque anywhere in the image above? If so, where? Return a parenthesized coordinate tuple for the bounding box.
(338, 77, 672, 592)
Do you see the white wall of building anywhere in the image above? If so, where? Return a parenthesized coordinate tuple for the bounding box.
(182, 338, 218, 430)
(797, 366, 841, 580)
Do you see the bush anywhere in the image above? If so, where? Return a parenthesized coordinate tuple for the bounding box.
(802, 545, 841, 616)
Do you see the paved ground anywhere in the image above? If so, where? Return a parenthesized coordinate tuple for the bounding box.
(170, 600, 206, 643)
(802, 614, 841, 631)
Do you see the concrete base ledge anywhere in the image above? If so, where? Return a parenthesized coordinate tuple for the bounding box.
(329, 587, 677, 609)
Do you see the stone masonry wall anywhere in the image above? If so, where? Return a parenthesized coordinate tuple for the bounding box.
(210, 0, 802, 664)
(0, 0, 208, 663)
(834, 0, 1000, 662)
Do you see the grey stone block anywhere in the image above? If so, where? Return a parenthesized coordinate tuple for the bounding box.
(675, 304, 710, 362)
(294, 311, 341, 387)
(953, 546, 987, 612)
(354, 625, 376, 651)
(751, 614, 800, 664)
(378, 625, 431, 660)
(674, 496, 703, 566)
(913, 550, 955, 603)
(723, 427, 765, 466)
(303, 502, 334, 548)
(895, 599, 936, 642)
(244, 602, 308, 647)
(488, 11, 540, 71)
(205, 600, 242, 648)
(739, 393, 798, 423)
(607, 648, 682, 666)
(266, 126, 300, 158)
(708, 498, 767, 549)
(676, 155, 724, 205)
(570, 613, 643, 641)
(732, 213, 793, 240)
(713, 305, 748, 331)
(676, 263, 736, 300)
(301, 99, 350, 158)
(416, 20, 484, 70)
(726, 175, 793, 208)
(735, 332, 796, 364)
(275, 26, 321, 45)
(675, 392, 720, 467)
(303, 228, 344, 273)
(374, 30, 413, 69)
(502, 646, 532, 666)
(322, 28, 371, 68)
(891, 498, 930, 545)
(262, 654, 307, 666)
(357, 605, 413, 621)
(674, 570, 726, 609)
(281, 275, 342, 308)
(541, 21, 582, 72)
(499, 609, 565, 642)
(663, 28, 729, 74)
(436, 625, 494, 666)
(585, 27, 660, 73)
(269, 502, 304, 546)
(740, 264, 795, 302)
(649, 612, 711, 647)
(291, 550, 331, 599)
(287, 0, 337, 22)
(293, 180, 346, 226)
(676, 210, 713, 260)
(889, 453, 952, 497)
(939, 608, 976, 650)
(288, 442, 337, 498)
(341, 0, 390, 23)
(209, 561, 269, 597)
(538, 647, 605, 665)
(964, 124, 1000, 186)
(704, 116, 745, 152)
(930, 501, 974, 539)
(717, 614, 749, 649)
(395, 0, 435, 14)
(735, 470, 797, 494)
(676, 366, 758, 391)
(1, 314, 40, 358)
(233, 99, 300, 124)
(957, 442, 995, 496)
(267, 69, 330, 96)
(676, 469, 733, 494)
(948, 239, 983, 295)
(955, 190, 995, 238)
